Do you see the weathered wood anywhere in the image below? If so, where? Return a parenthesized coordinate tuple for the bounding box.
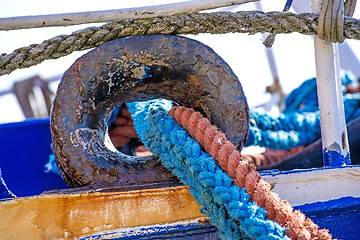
(0, 184, 204, 239)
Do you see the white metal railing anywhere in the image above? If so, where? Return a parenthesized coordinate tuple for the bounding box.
(311, 0, 351, 166)
(0, 0, 256, 31)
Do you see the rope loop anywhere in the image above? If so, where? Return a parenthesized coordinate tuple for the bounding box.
(318, 0, 357, 43)
(345, 0, 357, 17)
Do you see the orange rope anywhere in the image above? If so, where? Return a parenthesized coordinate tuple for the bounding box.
(241, 147, 305, 169)
(169, 106, 332, 240)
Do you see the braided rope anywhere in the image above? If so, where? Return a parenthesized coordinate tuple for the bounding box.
(1, 11, 360, 76)
(169, 106, 332, 240)
(246, 110, 321, 149)
(244, 71, 360, 150)
(284, 72, 360, 115)
(128, 100, 290, 240)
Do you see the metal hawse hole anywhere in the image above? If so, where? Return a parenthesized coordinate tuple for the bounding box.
(50, 34, 249, 188)
(107, 102, 153, 157)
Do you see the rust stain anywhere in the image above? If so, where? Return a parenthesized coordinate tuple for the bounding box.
(135, 11, 155, 16)
(0, 186, 203, 239)
(186, 75, 206, 110)
(342, 132, 346, 150)
(188, 75, 203, 91)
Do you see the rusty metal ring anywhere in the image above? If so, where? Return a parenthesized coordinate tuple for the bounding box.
(51, 35, 249, 188)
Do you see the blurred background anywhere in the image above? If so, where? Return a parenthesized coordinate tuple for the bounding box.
(1, 0, 360, 123)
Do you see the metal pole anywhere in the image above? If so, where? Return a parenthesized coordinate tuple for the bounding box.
(311, 0, 351, 166)
(0, 0, 256, 31)
(254, 2, 284, 110)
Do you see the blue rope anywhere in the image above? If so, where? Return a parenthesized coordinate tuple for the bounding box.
(284, 70, 356, 114)
(45, 154, 61, 175)
(128, 99, 289, 240)
(246, 110, 321, 149)
(245, 71, 360, 149)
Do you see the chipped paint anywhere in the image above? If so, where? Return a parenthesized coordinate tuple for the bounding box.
(206, 71, 219, 86)
(131, 65, 151, 80)
(323, 146, 351, 166)
(81, 218, 218, 239)
(262, 166, 360, 206)
(74, 128, 103, 152)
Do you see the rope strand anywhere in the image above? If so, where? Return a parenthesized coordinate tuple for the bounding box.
(1, 11, 360, 76)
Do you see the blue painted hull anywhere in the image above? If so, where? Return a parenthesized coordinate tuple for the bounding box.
(297, 197, 360, 239)
(80, 221, 220, 240)
(0, 118, 67, 197)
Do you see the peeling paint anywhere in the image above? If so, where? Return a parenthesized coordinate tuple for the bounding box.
(323, 145, 351, 167)
(323, 145, 351, 166)
(206, 71, 219, 86)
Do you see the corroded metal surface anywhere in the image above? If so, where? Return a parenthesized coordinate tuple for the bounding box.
(51, 35, 249, 187)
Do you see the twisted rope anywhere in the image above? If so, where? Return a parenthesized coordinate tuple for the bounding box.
(263, 0, 294, 48)
(1, 11, 360, 76)
(241, 148, 305, 169)
(128, 100, 289, 240)
(169, 105, 332, 240)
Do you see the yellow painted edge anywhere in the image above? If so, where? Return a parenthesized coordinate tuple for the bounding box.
(0, 185, 204, 239)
